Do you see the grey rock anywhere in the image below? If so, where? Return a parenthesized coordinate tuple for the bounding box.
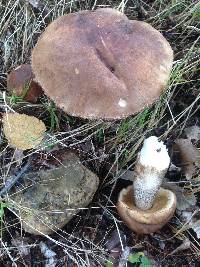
(10, 152, 99, 235)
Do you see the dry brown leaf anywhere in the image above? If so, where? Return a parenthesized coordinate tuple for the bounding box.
(184, 125, 200, 142)
(174, 138, 200, 180)
(3, 113, 46, 150)
(164, 181, 197, 211)
(181, 211, 200, 239)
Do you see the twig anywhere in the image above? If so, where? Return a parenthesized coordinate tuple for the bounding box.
(0, 158, 32, 197)
(0, 240, 18, 267)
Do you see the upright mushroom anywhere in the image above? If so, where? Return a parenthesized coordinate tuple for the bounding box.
(117, 136, 177, 234)
(31, 8, 173, 120)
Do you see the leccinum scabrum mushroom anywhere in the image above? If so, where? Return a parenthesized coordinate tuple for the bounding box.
(117, 136, 177, 234)
(31, 8, 173, 120)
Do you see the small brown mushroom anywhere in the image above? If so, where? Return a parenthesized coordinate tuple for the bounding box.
(117, 186, 176, 234)
(3, 113, 46, 150)
(31, 8, 173, 119)
(7, 64, 43, 103)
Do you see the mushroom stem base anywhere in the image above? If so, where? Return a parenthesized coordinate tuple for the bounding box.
(117, 186, 176, 234)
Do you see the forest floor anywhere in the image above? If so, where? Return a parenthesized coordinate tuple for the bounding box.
(0, 0, 200, 266)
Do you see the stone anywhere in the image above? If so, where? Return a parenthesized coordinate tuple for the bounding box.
(10, 152, 99, 235)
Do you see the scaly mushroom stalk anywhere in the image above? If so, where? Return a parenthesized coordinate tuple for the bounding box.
(133, 136, 170, 210)
(117, 136, 176, 234)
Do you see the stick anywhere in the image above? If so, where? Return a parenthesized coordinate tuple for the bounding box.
(0, 158, 32, 197)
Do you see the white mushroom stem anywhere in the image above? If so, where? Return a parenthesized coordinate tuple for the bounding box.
(133, 136, 170, 210)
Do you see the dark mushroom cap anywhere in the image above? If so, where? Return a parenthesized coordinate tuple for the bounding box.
(117, 186, 176, 234)
(32, 8, 173, 119)
(7, 64, 43, 103)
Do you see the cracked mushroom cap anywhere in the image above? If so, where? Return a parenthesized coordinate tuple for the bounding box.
(117, 186, 176, 234)
(7, 64, 43, 103)
(3, 113, 46, 150)
(32, 8, 173, 120)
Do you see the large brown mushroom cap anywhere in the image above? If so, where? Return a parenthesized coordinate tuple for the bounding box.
(117, 186, 176, 234)
(32, 8, 173, 119)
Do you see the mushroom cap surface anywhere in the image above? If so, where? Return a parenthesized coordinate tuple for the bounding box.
(32, 8, 173, 120)
(3, 113, 46, 150)
(117, 185, 176, 234)
(7, 64, 43, 103)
